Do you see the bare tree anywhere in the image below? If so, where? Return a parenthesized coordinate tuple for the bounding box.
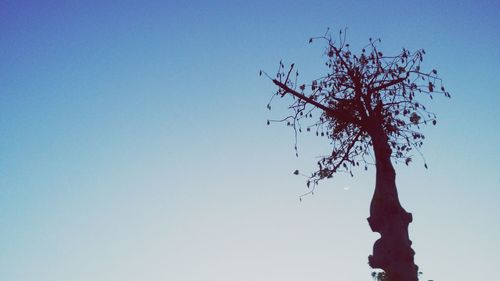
(262, 29, 450, 281)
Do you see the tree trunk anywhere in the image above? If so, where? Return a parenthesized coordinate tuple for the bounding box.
(367, 127, 418, 281)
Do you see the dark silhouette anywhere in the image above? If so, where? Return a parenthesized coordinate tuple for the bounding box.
(262, 30, 450, 281)
(372, 271, 425, 281)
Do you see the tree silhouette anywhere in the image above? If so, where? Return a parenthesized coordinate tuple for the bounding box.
(262, 29, 450, 281)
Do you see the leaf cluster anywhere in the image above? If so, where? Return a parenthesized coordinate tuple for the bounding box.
(264, 30, 450, 194)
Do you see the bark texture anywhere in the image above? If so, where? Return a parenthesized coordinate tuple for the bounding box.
(367, 128, 418, 281)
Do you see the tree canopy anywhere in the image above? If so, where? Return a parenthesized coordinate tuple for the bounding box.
(262, 29, 450, 194)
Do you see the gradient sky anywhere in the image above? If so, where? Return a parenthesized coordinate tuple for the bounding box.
(1, 1, 499, 280)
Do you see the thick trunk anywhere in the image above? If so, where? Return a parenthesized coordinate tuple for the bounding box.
(367, 128, 418, 281)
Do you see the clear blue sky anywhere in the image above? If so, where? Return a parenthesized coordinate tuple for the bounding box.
(1, 1, 499, 280)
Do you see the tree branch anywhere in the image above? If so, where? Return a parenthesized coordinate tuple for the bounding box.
(371, 77, 406, 93)
(273, 79, 333, 113)
(331, 131, 362, 173)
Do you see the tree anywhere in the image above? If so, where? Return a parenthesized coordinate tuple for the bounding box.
(262, 29, 450, 281)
